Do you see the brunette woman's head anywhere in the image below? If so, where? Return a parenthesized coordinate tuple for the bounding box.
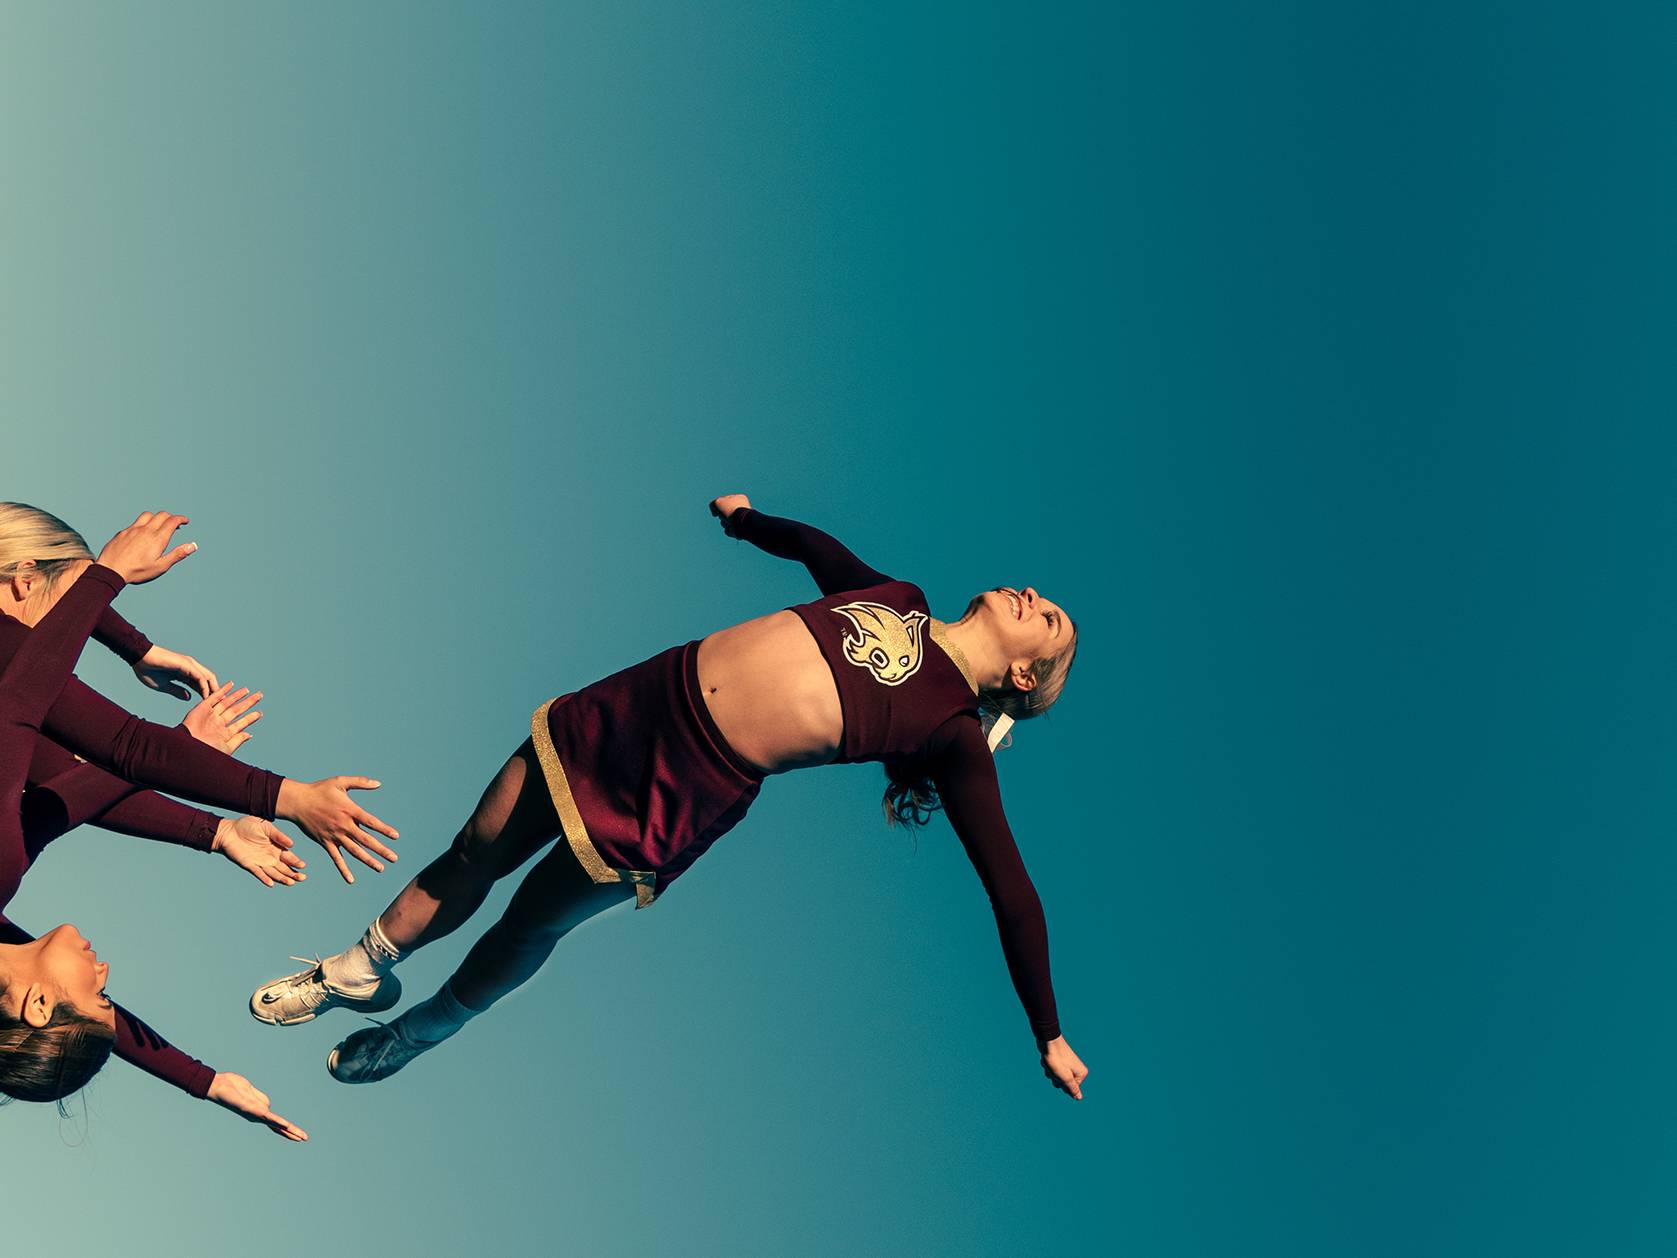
(0, 925, 117, 1107)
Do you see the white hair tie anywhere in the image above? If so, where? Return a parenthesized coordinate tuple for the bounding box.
(986, 713, 1015, 754)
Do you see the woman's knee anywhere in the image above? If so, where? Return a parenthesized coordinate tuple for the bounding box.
(446, 814, 504, 874)
(410, 822, 500, 897)
(443, 796, 549, 885)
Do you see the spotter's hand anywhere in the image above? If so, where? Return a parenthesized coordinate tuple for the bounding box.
(212, 816, 307, 888)
(134, 644, 219, 701)
(275, 776, 399, 884)
(181, 683, 263, 755)
(96, 512, 199, 585)
(207, 1072, 308, 1142)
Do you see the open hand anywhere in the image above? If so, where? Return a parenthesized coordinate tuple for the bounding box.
(181, 682, 263, 754)
(213, 816, 306, 887)
(134, 644, 219, 700)
(207, 1071, 308, 1141)
(277, 776, 400, 884)
(1040, 1036, 1089, 1101)
(96, 512, 198, 585)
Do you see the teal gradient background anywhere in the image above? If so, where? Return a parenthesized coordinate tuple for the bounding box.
(4, 3, 1675, 1254)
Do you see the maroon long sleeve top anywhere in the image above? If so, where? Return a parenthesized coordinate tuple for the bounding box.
(14, 605, 224, 855)
(0, 574, 234, 1098)
(0, 607, 282, 821)
(725, 509, 1063, 1043)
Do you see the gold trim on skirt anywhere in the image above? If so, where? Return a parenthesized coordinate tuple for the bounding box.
(531, 699, 657, 909)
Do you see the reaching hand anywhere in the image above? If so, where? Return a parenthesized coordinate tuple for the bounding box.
(276, 776, 400, 884)
(708, 494, 752, 532)
(1040, 1036, 1089, 1101)
(181, 682, 263, 754)
(212, 816, 306, 887)
(134, 644, 219, 701)
(207, 1072, 308, 1142)
(96, 512, 198, 585)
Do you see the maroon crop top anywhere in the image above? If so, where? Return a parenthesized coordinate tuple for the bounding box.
(724, 509, 1062, 1043)
(788, 578, 980, 765)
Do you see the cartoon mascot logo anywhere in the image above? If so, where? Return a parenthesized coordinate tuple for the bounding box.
(831, 601, 929, 686)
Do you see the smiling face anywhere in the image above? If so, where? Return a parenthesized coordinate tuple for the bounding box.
(964, 586, 1073, 664)
(1, 923, 116, 1032)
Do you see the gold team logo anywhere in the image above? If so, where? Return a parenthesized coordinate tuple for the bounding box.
(831, 601, 929, 686)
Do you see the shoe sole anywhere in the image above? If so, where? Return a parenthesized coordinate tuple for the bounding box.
(250, 973, 403, 1027)
(327, 1039, 413, 1085)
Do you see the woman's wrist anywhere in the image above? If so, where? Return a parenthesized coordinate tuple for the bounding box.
(81, 562, 127, 592)
(211, 818, 232, 854)
(275, 779, 304, 821)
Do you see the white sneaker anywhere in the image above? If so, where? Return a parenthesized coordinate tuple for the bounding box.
(327, 1020, 433, 1084)
(250, 957, 402, 1027)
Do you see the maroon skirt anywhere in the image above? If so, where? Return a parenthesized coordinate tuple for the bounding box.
(530, 640, 763, 906)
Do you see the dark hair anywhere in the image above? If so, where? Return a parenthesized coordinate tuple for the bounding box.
(883, 755, 943, 828)
(882, 628, 1081, 828)
(0, 1002, 116, 1107)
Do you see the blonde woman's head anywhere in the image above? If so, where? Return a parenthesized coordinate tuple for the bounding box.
(0, 504, 94, 625)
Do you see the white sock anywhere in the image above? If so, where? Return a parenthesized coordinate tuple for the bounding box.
(397, 981, 479, 1044)
(321, 919, 404, 990)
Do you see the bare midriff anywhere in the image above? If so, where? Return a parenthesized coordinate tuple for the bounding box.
(696, 610, 841, 775)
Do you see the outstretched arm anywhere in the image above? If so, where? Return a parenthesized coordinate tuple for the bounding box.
(24, 735, 221, 854)
(24, 734, 219, 852)
(38, 681, 391, 882)
(709, 495, 892, 596)
(91, 607, 153, 666)
(21, 763, 304, 887)
(0, 916, 308, 1138)
(0, 916, 213, 1098)
(92, 606, 223, 702)
(0, 566, 126, 731)
(927, 718, 1089, 1100)
(0, 605, 251, 849)
(40, 675, 282, 819)
(0, 511, 204, 729)
(23, 698, 304, 885)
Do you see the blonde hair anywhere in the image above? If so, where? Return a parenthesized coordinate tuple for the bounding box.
(978, 624, 1079, 725)
(0, 503, 94, 594)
